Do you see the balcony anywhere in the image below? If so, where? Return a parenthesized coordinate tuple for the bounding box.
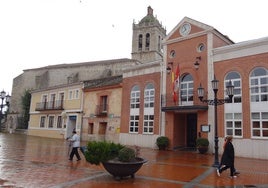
(161, 91, 208, 112)
(95, 104, 109, 116)
(35, 100, 64, 111)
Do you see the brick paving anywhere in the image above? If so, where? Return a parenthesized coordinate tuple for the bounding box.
(0, 133, 268, 188)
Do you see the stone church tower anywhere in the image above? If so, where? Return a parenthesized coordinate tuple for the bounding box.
(131, 6, 166, 63)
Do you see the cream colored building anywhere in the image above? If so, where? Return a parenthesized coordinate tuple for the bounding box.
(10, 58, 138, 130)
(28, 82, 84, 139)
(81, 76, 123, 143)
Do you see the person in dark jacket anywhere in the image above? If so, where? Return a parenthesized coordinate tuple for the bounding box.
(217, 136, 237, 178)
(218, 136, 239, 175)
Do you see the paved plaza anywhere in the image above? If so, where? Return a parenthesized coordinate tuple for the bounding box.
(0, 133, 268, 188)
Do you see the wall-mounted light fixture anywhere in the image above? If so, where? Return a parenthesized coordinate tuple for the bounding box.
(194, 56, 201, 70)
(166, 62, 173, 74)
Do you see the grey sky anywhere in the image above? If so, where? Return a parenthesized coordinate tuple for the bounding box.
(1, 0, 267, 94)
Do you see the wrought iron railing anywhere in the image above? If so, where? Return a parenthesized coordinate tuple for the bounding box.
(95, 104, 109, 116)
(161, 91, 207, 108)
(35, 100, 64, 111)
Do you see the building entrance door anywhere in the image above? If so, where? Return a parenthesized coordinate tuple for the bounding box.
(186, 114, 197, 148)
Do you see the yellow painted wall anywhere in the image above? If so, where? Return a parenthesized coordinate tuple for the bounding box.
(28, 83, 83, 139)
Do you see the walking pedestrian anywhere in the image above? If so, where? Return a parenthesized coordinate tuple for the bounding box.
(217, 136, 237, 178)
(218, 136, 239, 175)
(68, 130, 81, 161)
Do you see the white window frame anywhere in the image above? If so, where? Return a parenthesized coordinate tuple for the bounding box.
(129, 85, 140, 133)
(180, 74, 193, 105)
(40, 116, 46, 128)
(250, 68, 268, 102)
(68, 89, 80, 100)
(225, 113, 242, 138)
(225, 72, 242, 103)
(129, 115, 139, 133)
(48, 115, 55, 128)
(143, 114, 154, 134)
(251, 112, 268, 138)
(144, 84, 155, 108)
(57, 116, 62, 128)
(130, 86, 140, 109)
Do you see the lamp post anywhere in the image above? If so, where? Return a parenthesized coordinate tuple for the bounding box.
(0, 90, 11, 132)
(197, 77, 234, 167)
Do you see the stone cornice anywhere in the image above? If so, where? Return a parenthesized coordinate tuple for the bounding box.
(213, 37, 268, 62)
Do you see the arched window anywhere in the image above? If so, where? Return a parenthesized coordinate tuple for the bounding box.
(144, 83, 154, 108)
(180, 74, 193, 105)
(225, 71, 241, 103)
(224, 71, 243, 138)
(129, 85, 140, 133)
(143, 83, 154, 134)
(145, 33, 150, 50)
(250, 67, 268, 138)
(138, 34, 143, 51)
(130, 85, 140, 108)
(250, 67, 268, 102)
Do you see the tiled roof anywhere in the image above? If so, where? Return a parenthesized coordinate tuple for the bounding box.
(83, 75, 122, 89)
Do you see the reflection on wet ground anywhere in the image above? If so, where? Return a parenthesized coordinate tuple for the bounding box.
(0, 133, 268, 188)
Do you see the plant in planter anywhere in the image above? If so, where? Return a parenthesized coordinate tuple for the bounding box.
(196, 137, 209, 154)
(156, 136, 169, 150)
(81, 141, 147, 180)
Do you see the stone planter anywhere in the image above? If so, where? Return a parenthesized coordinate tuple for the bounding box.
(197, 146, 208, 154)
(102, 157, 147, 180)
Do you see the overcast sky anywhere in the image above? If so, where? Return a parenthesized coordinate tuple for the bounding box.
(1, 0, 268, 95)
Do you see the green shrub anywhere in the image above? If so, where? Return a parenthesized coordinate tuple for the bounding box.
(118, 147, 135, 162)
(196, 138, 209, 147)
(84, 141, 124, 165)
(156, 136, 169, 150)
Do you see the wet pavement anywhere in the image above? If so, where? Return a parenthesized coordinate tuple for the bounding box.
(0, 133, 268, 188)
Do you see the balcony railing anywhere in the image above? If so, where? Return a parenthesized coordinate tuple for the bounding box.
(161, 91, 207, 108)
(35, 100, 64, 111)
(95, 104, 109, 116)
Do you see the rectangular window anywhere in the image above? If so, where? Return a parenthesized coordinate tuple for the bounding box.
(129, 115, 139, 133)
(88, 123, 94, 134)
(143, 115, 154, 134)
(68, 89, 80, 100)
(59, 92, 64, 108)
(252, 112, 268, 138)
(50, 93, 56, 109)
(48, 116, 54, 128)
(225, 113, 242, 137)
(100, 96, 108, 112)
(250, 75, 268, 102)
(57, 116, 62, 128)
(40, 116, 46, 128)
(68, 90, 73, 99)
(75, 90, 79, 99)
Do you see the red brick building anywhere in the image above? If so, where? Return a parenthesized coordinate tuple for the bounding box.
(120, 8, 268, 159)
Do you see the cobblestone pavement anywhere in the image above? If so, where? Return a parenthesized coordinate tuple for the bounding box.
(0, 133, 268, 188)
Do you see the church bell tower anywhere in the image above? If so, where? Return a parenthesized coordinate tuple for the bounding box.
(131, 6, 166, 63)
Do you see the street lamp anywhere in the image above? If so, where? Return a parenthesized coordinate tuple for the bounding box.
(197, 77, 234, 167)
(0, 90, 11, 132)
